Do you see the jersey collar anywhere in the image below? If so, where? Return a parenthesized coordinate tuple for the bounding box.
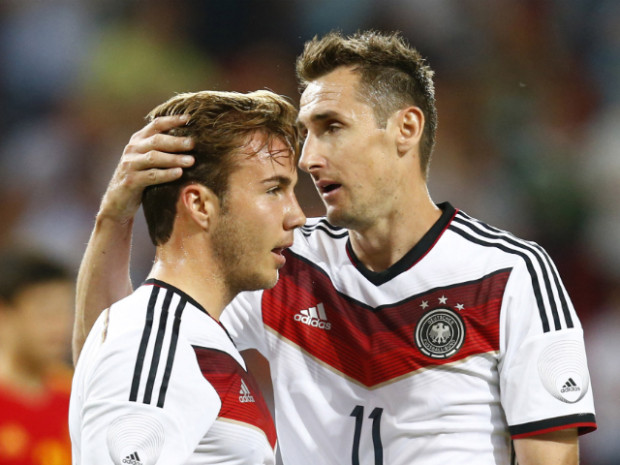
(345, 202, 457, 286)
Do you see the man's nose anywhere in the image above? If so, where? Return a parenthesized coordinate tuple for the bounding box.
(285, 193, 306, 230)
(298, 135, 324, 174)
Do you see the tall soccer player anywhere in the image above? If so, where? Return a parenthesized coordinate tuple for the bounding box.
(69, 90, 305, 464)
(73, 31, 596, 465)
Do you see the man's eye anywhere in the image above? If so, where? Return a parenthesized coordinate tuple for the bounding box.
(267, 186, 281, 195)
(327, 123, 341, 133)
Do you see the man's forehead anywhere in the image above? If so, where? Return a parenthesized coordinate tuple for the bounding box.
(239, 137, 295, 168)
(300, 79, 349, 109)
(239, 132, 289, 154)
(299, 69, 363, 122)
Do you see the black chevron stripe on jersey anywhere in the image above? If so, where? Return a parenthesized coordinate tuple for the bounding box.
(300, 218, 348, 239)
(450, 213, 574, 333)
(129, 285, 187, 407)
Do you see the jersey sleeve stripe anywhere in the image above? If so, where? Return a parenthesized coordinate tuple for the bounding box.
(451, 214, 574, 333)
(456, 213, 575, 329)
(301, 225, 348, 239)
(453, 213, 576, 330)
(300, 218, 349, 238)
(143, 289, 174, 404)
(541, 252, 574, 328)
(450, 221, 550, 332)
(129, 285, 159, 402)
(156, 297, 187, 408)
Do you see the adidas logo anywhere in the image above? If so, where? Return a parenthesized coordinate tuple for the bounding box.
(239, 380, 255, 403)
(122, 452, 143, 465)
(561, 378, 581, 394)
(294, 302, 331, 330)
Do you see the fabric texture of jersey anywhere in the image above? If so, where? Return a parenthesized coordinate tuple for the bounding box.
(70, 279, 276, 465)
(221, 202, 596, 465)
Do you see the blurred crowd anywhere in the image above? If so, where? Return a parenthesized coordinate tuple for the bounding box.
(0, 0, 618, 464)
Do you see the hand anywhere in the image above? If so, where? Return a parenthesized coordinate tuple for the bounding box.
(99, 115, 195, 223)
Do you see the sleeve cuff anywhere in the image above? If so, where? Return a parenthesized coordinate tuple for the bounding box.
(509, 413, 597, 439)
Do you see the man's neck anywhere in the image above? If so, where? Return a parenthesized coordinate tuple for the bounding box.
(348, 195, 441, 272)
(148, 245, 230, 321)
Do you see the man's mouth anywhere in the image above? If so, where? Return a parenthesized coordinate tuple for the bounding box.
(271, 245, 291, 267)
(321, 183, 341, 194)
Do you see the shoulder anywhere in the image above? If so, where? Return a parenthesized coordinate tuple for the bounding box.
(297, 216, 348, 240)
(446, 209, 552, 266)
(291, 216, 349, 262)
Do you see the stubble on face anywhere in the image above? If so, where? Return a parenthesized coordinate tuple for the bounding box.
(299, 68, 394, 233)
(210, 200, 279, 298)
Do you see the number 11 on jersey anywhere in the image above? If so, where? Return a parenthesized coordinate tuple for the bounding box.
(350, 405, 384, 465)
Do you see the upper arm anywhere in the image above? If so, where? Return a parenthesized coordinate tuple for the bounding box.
(513, 428, 579, 465)
(73, 215, 135, 365)
(499, 259, 596, 438)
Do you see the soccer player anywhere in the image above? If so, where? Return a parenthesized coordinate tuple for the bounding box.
(0, 249, 73, 465)
(69, 90, 305, 464)
(73, 32, 597, 465)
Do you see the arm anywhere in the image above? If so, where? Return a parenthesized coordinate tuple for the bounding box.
(513, 428, 579, 465)
(499, 256, 596, 464)
(72, 115, 194, 364)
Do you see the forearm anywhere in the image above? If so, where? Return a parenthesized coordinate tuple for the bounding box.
(513, 428, 579, 465)
(72, 214, 134, 364)
(71, 114, 193, 364)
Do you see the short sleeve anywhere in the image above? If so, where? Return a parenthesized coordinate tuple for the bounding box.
(76, 332, 221, 464)
(499, 258, 596, 438)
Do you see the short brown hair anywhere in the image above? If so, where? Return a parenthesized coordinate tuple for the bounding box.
(296, 30, 437, 177)
(142, 90, 300, 246)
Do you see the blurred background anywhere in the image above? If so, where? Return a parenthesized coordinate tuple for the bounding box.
(0, 0, 618, 463)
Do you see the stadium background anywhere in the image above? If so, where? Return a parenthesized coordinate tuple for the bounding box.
(0, 1, 618, 463)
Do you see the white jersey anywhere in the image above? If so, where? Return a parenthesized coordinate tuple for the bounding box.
(70, 279, 276, 465)
(222, 203, 596, 465)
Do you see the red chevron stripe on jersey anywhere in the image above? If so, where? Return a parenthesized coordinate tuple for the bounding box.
(262, 255, 511, 387)
(192, 346, 277, 447)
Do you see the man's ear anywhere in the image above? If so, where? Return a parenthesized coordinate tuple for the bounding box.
(394, 105, 424, 156)
(179, 184, 219, 231)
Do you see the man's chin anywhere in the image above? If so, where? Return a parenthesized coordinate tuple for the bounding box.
(263, 270, 280, 290)
(236, 270, 279, 294)
(326, 208, 355, 229)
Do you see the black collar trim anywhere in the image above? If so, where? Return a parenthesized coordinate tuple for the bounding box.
(345, 202, 457, 286)
(143, 278, 236, 344)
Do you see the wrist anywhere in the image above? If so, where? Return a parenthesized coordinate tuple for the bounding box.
(95, 208, 135, 228)
(96, 195, 140, 225)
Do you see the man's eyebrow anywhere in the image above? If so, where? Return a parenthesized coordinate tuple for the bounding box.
(297, 110, 340, 127)
(261, 175, 293, 186)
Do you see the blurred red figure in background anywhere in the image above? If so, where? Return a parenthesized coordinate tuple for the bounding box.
(0, 249, 73, 465)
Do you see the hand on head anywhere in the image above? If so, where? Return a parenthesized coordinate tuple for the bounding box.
(99, 115, 195, 223)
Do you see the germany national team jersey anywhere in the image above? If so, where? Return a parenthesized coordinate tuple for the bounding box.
(70, 280, 276, 465)
(222, 202, 596, 465)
